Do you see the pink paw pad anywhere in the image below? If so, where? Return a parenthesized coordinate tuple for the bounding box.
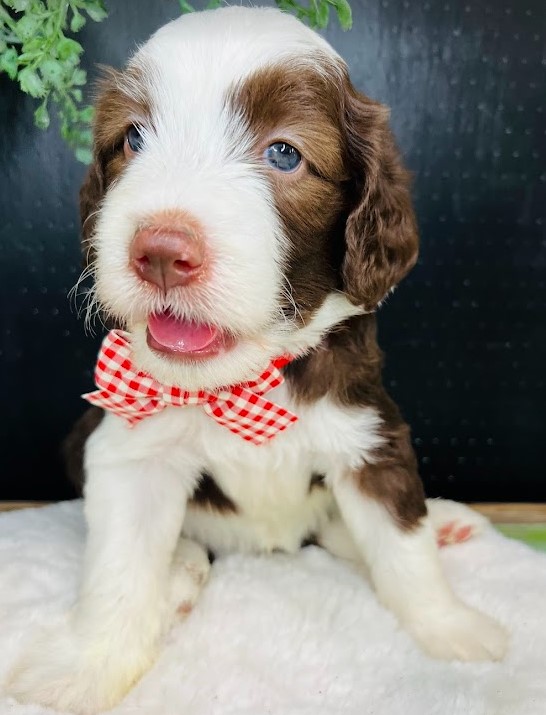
(437, 521, 474, 547)
(176, 601, 194, 616)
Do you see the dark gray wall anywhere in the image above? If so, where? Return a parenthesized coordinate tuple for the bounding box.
(1, 0, 545, 500)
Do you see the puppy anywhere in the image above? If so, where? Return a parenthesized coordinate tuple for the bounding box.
(8, 7, 507, 713)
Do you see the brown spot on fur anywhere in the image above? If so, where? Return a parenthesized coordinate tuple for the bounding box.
(190, 471, 238, 513)
(80, 67, 151, 267)
(285, 313, 383, 406)
(309, 472, 326, 492)
(62, 407, 104, 495)
(300, 534, 319, 548)
(353, 423, 427, 531)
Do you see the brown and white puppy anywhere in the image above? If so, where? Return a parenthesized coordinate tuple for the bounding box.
(8, 7, 507, 713)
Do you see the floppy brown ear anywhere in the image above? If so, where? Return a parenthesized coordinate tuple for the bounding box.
(341, 83, 419, 311)
(79, 159, 105, 268)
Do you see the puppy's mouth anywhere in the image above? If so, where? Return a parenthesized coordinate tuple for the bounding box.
(146, 311, 235, 361)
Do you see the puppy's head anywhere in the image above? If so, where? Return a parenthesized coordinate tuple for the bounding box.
(80, 6, 417, 390)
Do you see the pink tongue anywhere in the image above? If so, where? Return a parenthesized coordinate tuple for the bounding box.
(148, 313, 219, 353)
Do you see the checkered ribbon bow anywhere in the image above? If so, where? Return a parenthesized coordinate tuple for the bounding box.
(82, 330, 298, 444)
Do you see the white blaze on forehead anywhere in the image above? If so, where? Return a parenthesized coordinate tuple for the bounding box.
(136, 6, 341, 84)
(127, 7, 342, 154)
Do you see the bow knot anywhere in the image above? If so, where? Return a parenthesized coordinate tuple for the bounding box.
(82, 330, 297, 445)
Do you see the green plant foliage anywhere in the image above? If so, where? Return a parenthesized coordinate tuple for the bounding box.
(1, 0, 352, 164)
(0, 0, 107, 163)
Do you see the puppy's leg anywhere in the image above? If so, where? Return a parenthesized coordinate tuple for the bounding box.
(331, 426, 508, 662)
(7, 418, 200, 714)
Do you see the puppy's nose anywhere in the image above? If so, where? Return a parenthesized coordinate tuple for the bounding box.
(130, 226, 204, 290)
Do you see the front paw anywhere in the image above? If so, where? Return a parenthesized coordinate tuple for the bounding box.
(6, 623, 153, 714)
(168, 537, 210, 618)
(406, 602, 508, 662)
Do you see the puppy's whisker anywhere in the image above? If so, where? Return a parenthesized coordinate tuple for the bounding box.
(280, 277, 302, 326)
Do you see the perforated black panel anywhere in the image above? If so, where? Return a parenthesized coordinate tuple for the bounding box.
(0, 0, 544, 500)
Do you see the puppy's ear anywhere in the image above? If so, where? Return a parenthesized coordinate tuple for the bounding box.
(79, 159, 105, 268)
(78, 67, 131, 267)
(341, 82, 418, 311)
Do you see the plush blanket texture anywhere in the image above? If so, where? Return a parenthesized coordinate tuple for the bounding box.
(1, 501, 545, 715)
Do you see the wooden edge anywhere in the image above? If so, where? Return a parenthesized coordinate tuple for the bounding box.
(1, 501, 545, 524)
(0, 502, 50, 512)
(471, 503, 546, 524)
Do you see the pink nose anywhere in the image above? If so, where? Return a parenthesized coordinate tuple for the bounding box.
(130, 226, 204, 291)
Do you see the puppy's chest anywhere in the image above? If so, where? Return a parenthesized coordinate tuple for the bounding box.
(180, 383, 384, 513)
(164, 383, 385, 554)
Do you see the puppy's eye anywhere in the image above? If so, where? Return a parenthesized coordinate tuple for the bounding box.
(264, 142, 302, 172)
(125, 125, 145, 154)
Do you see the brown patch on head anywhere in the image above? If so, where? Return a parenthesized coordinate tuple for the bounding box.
(230, 58, 418, 322)
(190, 471, 238, 514)
(229, 59, 349, 321)
(79, 66, 151, 267)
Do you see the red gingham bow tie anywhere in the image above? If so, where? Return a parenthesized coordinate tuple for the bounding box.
(82, 330, 298, 445)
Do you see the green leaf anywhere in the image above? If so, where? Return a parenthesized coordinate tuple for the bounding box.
(76, 127, 93, 145)
(20, 38, 43, 53)
(18, 66, 45, 97)
(15, 14, 41, 41)
(316, 0, 330, 28)
(57, 37, 84, 61)
(70, 10, 86, 33)
(84, 1, 108, 23)
(78, 105, 94, 123)
(205, 0, 222, 8)
(71, 67, 87, 85)
(11, 0, 31, 10)
(17, 51, 40, 63)
(0, 48, 18, 80)
(0, 40, 7, 54)
(330, 0, 352, 29)
(40, 58, 66, 88)
(34, 102, 50, 130)
(75, 146, 93, 164)
(178, 0, 196, 13)
(60, 122, 72, 141)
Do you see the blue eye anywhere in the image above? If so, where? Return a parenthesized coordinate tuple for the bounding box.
(125, 124, 144, 153)
(265, 142, 302, 172)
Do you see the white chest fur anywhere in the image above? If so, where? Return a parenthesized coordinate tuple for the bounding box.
(91, 382, 385, 555)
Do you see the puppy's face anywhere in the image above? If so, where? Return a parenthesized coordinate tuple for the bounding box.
(81, 7, 418, 390)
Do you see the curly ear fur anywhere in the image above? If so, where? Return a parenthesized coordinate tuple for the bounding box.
(79, 161, 105, 269)
(341, 82, 419, 311)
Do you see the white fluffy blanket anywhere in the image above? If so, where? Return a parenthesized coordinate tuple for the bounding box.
(1, 501, 545, 715)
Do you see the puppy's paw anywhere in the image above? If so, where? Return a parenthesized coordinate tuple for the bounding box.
(6, 622, 152, 714)
(406, 602, 508, 662)
(426, 498, 490, 547)
(169, 537, 210, 618)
